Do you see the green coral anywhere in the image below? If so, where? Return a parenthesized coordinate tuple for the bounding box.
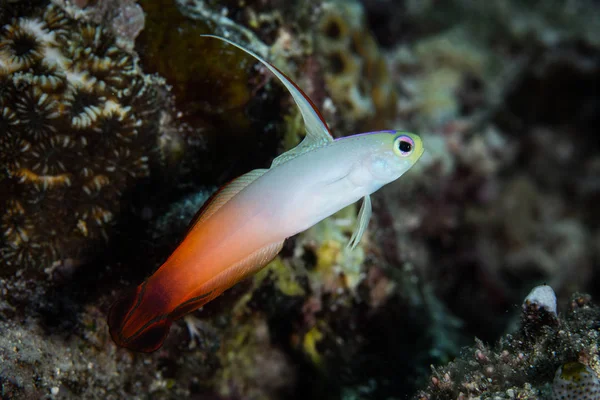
(258, 257, 305, 297)
(302, 203, 367, 294)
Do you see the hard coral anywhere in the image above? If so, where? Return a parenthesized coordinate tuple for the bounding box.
(136, 0, 284, 184)
(316, 0, 397, 132)
(391, 28, 490, 129)
(215, 317, 296, 400)
(0, 4, 167, 273)
(416, 288, 600, 399)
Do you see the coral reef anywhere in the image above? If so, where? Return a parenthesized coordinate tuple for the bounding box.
(416, 286, 600, 399)
(0, 276, 221, 399)
(135, 0, 285, 183)
(392, 28, 490, 127)
(1, 0, 599, 399)
(212, 314, 296, 399)
(315, 0, 397, 132)
(0, 3, 168, 273)
(375, 0, 600, 344)
(53, 0, 146, 49)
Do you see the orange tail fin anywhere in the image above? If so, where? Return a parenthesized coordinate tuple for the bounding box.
(107, 283, 173, 353)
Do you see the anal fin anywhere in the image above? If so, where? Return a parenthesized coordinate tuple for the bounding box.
(170, 240, 285, 321)
(217, 240, 285, 286)
(169, 289, 217, 321)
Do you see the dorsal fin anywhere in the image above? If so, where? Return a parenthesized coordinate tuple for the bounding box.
(186, 169, 268, 234)
(200, 35, 334, 167)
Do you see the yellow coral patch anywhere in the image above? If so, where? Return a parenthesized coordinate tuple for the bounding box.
(303, 326, 324, 367)
(261, 257, 305, 297)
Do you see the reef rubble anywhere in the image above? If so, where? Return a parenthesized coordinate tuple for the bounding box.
(416, 285, 600, 399)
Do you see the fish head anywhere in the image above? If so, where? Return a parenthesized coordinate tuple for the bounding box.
(364, 130, 424, 185)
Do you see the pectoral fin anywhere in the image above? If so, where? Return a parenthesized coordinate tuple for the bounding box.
(348, 195, 372, 249)
(200, 35, 334, 167)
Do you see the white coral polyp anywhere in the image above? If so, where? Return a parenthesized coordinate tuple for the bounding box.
(523, 284, 557, 316)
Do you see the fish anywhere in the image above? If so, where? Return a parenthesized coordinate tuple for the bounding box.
(107, 34, 424, 352)
(552, 362, 600, 400)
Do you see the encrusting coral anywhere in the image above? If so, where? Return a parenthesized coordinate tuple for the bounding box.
(416, 286, 600, 399)
(0, 3, 167, 273)
(315, 0, 397, 131)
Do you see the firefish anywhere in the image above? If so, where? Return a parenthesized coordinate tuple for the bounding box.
(108, 35, 424, 352)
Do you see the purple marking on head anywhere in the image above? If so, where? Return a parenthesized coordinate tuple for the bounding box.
(333, 130, 397, 141)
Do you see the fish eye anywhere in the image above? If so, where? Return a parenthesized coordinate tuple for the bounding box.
(394, 135, 414, 157)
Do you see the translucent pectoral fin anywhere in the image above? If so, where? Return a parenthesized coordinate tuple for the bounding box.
(348, 195, 372, 250)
